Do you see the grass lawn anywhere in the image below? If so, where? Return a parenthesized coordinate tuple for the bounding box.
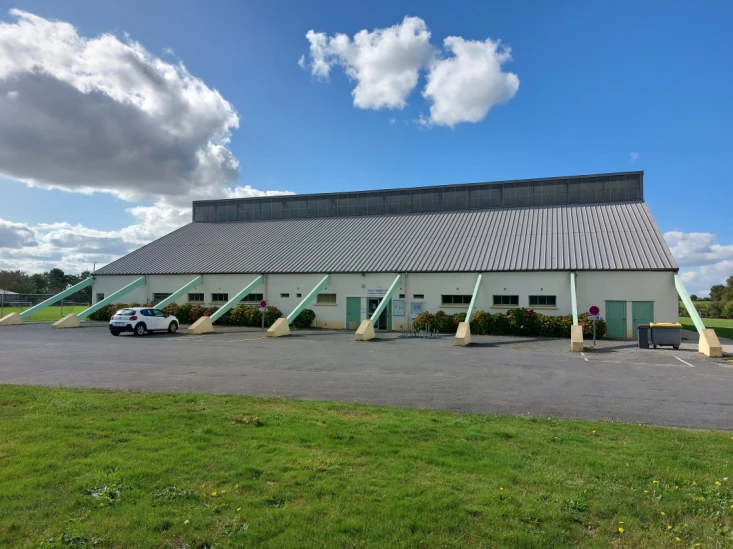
(2, 386, 733, 548)
(680, 316, 733, 341)
(0, 305, 88, 322)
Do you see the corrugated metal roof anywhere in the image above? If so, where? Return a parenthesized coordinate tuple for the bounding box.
(96, 201, 678, 275)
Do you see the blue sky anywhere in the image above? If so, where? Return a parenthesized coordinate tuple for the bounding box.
(0, 0, 731, 294)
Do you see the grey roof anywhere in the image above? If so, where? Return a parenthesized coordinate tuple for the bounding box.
(97, 201, 677, 275)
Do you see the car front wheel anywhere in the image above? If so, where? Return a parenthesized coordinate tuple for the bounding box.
(134, 323, 146, 336)
(168, 321, 178, 333)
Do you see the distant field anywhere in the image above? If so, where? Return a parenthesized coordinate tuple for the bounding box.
(679, 316, 733, 340)
(0, 305, 88, 322)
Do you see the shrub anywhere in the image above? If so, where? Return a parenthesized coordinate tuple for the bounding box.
(435, 308, 606, 339)
(707, 302, 724, 319)
(412, 311, 434, 331)
(723, 301, 733, 319)
(432, 311, 454, 333)
(290, 308, 315, 329)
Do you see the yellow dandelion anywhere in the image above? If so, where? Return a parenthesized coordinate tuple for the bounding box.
(715, 481, 721, 486)
(675, 537, 681, 542)
(644, 490, 648, 493)
(667, 525, 672, 530)
(500, 487, 503, 491)
(237, 507, 241, 512)
(592, 430, 596, 433)
(692, 481, 697, 486)
(211, 491, 217, 497)
(618, 527, 624, 533)
(653, 480, 658, 484)
(674, 486, 679, 490)
(660, 512, 665, 516)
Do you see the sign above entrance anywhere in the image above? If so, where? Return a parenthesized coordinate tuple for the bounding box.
(588, 305, 600, 316)
(367, 288, 387, 296)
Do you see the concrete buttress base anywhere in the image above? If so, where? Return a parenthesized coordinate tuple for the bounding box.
(355, 319, 375, 341)
(188, 316, 214, 335)
(52, 314, 81, 329)
(570, 325, 584, 352)
(266, 317, 290, 337)
(0, 312, 23, 326)
(454, 322, 471, 346)
(699, 328, 723, 358)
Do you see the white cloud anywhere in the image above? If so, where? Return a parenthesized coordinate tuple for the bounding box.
(0, 10, 294, 274)
(300, 17, 519, 126)
(630, 152, 639, 162)
(0, 9, 240, 201)
(422, 37, 519, 128)
(665, 231, 733, 296)
(0, 219, 38, 248)
(389, 118, 396, 125)
(664, 231, 733, 267)
(302, 16, 432, 109)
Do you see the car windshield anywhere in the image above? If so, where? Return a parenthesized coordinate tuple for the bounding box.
(117, 309, 136, 315)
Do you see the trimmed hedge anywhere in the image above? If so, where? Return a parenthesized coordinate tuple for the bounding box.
(414, 308, 606, 339)
(88, 302, 290, 329)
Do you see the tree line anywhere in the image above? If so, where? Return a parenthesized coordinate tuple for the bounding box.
(683, 275, 733, 319)
(0, 269, 92, 301)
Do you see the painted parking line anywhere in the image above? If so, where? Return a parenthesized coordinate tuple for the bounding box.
(674, 355, 695, 367)
(580, 352, 589, 362)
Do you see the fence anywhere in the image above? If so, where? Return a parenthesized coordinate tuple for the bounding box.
(0, 293, 91, 320)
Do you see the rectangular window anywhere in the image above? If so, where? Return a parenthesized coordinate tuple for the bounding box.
(316, 293, 337, 305)
(280, 293, 290, 298)
(188, 293, 204, 302)
(96, 293, 104, 302)
(211, 293, 228, 302)
(399, 294, 405, 299)
(441, 295, 472, 306)
(493, 295, 519, 306)
(413, 294, 424, 300)
(529, 295, 557, 307)
(296, 293, 302, 298)
(242, 293, 264, 302)
(152, 293, 171, 302)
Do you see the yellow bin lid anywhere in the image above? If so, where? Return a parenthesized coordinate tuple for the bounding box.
(650, 323, 681, 327)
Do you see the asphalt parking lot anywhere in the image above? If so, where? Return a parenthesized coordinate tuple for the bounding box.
(1, 322, 732, 429)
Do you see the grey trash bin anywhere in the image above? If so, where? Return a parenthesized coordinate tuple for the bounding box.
(637, 324, 650, 349)
(650, 323, 681, 349)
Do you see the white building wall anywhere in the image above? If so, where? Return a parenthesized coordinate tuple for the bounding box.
(92, 270, 677, 336)
(576, 271, 678, 337)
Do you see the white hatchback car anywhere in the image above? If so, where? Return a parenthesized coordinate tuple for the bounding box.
(109, 307, 179, 336)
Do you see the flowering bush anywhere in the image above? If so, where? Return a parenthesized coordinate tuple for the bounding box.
(290, 308, 316, 329)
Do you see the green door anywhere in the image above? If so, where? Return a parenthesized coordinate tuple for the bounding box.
(346, 297, 361, 330)
(605, 300, 627, 339)
(632, 301, 654, 338)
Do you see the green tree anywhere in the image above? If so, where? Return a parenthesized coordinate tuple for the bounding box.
(690, 294, 698, 301)
(710, 284, 726, 302)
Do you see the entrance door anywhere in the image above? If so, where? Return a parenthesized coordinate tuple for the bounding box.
(346, 297, 361, 330)
(605, 300, 627, 339)
(632, 301, 654, 338)
(367, 298, 389, 330)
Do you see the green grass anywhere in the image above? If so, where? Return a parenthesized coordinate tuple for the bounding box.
(0, 305, 87, 322)
(680, 316, 733, 340)
(1, 386, 733, 548)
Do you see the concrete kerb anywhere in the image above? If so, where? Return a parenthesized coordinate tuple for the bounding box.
(0, 312, 23, 326)
(52, 314, 81, 329)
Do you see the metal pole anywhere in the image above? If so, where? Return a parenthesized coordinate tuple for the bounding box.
(261, 309, 265, 332)
(593, 320, 596, 347)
